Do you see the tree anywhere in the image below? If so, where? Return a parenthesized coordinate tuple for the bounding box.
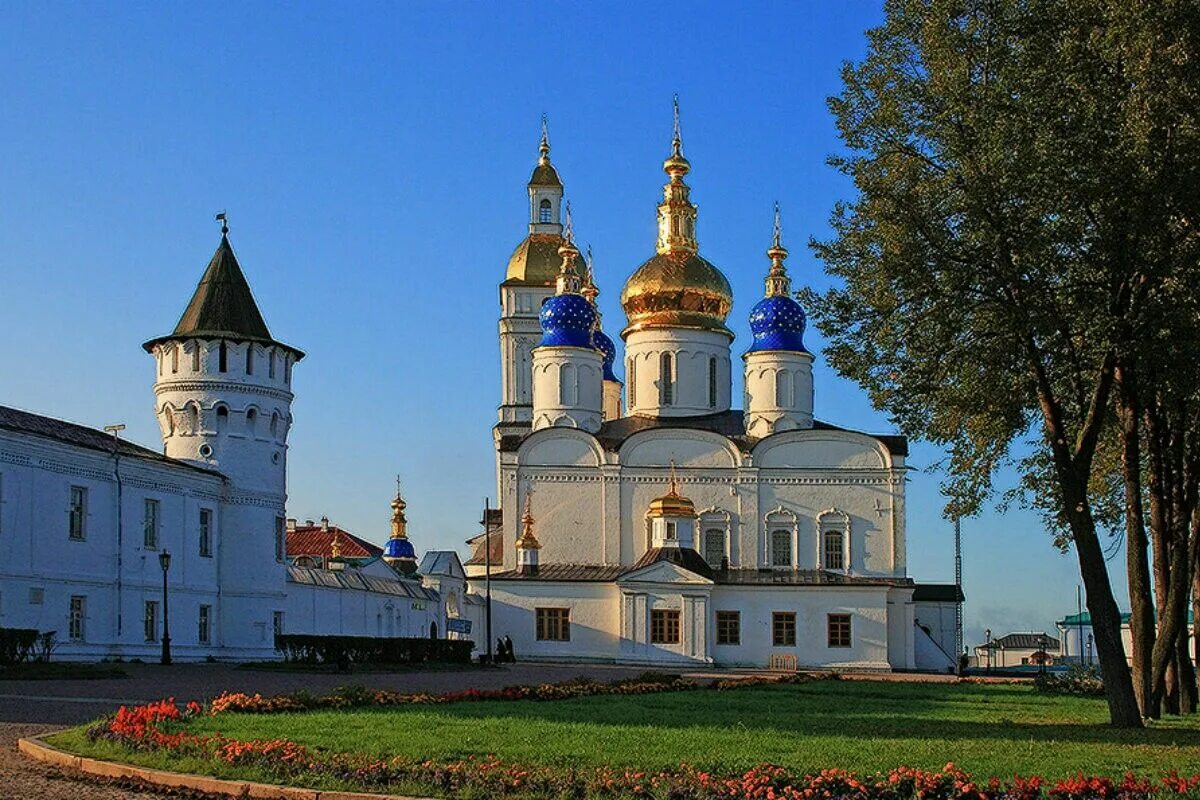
(809, 0, 1200, 726)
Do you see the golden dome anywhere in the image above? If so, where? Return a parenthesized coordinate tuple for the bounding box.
(647, 460, 697, 518)
(505, 233, 566, 285)
(621, 97, 733, 337)
(621, 251, 733, 336)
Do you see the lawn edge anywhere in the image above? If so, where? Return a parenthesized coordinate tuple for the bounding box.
(17, 733, 434, 800)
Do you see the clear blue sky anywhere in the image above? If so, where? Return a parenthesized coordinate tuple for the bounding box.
(0, 2, 1122, 647)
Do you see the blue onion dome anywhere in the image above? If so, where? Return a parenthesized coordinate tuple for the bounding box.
(383, 537, 416, 560)
(593, 327, 618, 380)
(540, 292, 596, 347)
(746, 204, 808, 354)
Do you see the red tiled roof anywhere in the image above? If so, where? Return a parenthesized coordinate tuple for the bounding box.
(286, 526, 383, 559)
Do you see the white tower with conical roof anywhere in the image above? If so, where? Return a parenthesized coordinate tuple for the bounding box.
(143, 219, 303, 656)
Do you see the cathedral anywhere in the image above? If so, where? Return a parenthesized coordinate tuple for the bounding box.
(473, 108, 956, 669)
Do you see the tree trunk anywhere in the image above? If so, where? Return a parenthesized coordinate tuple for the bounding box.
(1116, 359, 1155, 715)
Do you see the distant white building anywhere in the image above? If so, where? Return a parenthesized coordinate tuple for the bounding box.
(1056, 611, 1195, 667)
(0, 225, 478, 661)
(974, 632, 1059, 669)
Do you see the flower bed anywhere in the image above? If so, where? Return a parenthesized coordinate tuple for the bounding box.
(82, 677, 1200, 800)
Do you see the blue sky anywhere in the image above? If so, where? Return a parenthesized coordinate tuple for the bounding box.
(0, 2, 1121, 646)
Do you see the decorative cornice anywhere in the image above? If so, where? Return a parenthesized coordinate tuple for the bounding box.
(154, 380, 294, 403)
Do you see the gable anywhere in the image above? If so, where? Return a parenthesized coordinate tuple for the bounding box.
(618, 560, 714, 585)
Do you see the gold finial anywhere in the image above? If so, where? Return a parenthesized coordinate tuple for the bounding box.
(539, 113, 551, 164)
(215, 211, 229, 236)
(556, 201, 582, 294)
(672, 94, 682, 157)
(765, 202, 791, 297)
(582, 244, 599, 304)
(657, 96, 696, 254)
(391, 475, 408, 539)
(516, 491, 541, 549)
(668, 457, 679, 496)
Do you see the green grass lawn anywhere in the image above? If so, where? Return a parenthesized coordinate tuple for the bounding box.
(49, 679, 1200, 781)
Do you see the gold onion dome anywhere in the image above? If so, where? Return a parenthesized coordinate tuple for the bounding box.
(621, 97, 733, 338)
(506, 117, 567, 285)
(647, 461, 697, 518)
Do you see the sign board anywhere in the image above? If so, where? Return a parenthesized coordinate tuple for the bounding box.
(446, 618, 472, 635)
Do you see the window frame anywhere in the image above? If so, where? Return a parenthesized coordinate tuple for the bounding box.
(144, 600, 159, 642)
(199, 508, 213, 557)
(703, 528, 726, 568)
(772, 611, 797, 647)
(199, 604, 212, 644)
(770, 529, 792, 569)
(659, 352, 674, 406)
(68, 486, 87, 541)
(538, 198, 553, 223)
(823, 528, 845, 571)
(143, 498, 160, 549)
(535, 607, 571, 641)
(715, 610, 740, 645)
(274, 516, 286, 562)
(827, 613, 852, 648)
(650, 609, 681, 645)
(708, 356, 717, 408)
(69, 595, 86, 641)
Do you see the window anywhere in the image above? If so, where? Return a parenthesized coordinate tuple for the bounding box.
(171, 344, 179, 374)
(539, 198, 552, 223)
(536, 608, 570, 641)
(246, 407, 258, 437)
(664, 520, 677, 541)
(660, 353, 674, 405)
(823, 529, 845, 571)
(770, 529, 791, 568)
(270, 412, 279, 438)
(199, 605, 212, 644)
(268, 348, 276, 378)
(827, 613, 852, 648)
(716, 611, 740, 645)
(246, 346, 254, 375)
(69, 486, 87, 541)
(650, 609, 681, 644)
(218, 340, 228, 372)
(199, 508, 213, 557)
(775, 370, 791, 407)
(192, 343, 200, 371)
(142, 499, 159, 549)
(144, 600, 159, 642)
(559, 363, 577, 405)
(628, 359, 637, 406)
(29, 587, 45, 605)
(704, 529, 725, 568)
(274, 517, 285, 562)
(708, 356, 717, 408)
(772, 612, 796, 646)
(284, 356, 291, 384)
(273, 611, 285, 640)
(69, 596, 86, 641)
(215, 405, 229, 433)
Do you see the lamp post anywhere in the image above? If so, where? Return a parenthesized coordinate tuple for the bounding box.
(985, 628, 992, 671)
(1038, 634, 1048, 674)
(158, 550, 172, 665)
(1086, 633, 1093, 666)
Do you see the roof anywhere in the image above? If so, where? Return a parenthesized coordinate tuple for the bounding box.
(913, 584, 965, 603)
(1058, 610, 1194, 627)
(418, 550, 466, 579)
(715, 569, 914, 587)
(0, 404, 225, 478)
(286, 525, 383, 559)
(627, 546, 715, 579)
(489, 557, 914, 587)
(465, 529, 505, 566)
(286, 565, 438, 601)
(504, 233, 565, 286)
(143, 234, 303, 357)
(490, 563, 626, 582)
(497, 412, 908, 457)
(983, 632, 1060, 650)
(529, 161, 562, 187)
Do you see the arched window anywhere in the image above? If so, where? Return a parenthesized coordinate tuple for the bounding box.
(171, 344, 179, 374)
(215, 405, 229, 434)
(270, 411, 280, 438)
(771, 529, 792, 568)
(267, 347, 276, 378)
(284, 356, 291, 384)
(245, 407, 258, 437)
(539, 198, 552, 223)
(628, 359, 637, 407)
(191, 342, 200, 371)
(708, 357, 718, 408)
(186, 403, 200, 435)
(776, 370, 791, 407)
(162, 405, 175, 437)
(245, 346, 254, 375)
(704, 529, 725, 568)
(660, 353, 674, 406)
(218, 341, 228, 373)
(823, 528, 845, 571)
(559, 363, 577, 405)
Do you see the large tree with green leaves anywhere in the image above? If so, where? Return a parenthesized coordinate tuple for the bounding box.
(808, 0, 1200, 727)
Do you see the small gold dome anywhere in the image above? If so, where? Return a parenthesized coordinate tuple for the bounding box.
(647, 460, 696, 518)
(621, 251, 733, 336)
(505, 234, 566, 285)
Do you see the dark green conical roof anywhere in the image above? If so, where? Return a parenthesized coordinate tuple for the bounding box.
(143, 234, 302, 357)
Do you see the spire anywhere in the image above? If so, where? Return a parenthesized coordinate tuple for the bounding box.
(657, 96, 698, 256)
(581, 245, 599, 305)
(668, 457, 679, 496)
(556, 202, 583, 295)
(529, 114, 562, 188)
(516, 492, 541, 550)
(539, 113, 550, 164)
(765, 202, 792, 297)
(390, 475, 408, 540)
(170, 228, 272, 341)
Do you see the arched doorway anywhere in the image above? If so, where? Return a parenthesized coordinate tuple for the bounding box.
(429, 621, 438, 639)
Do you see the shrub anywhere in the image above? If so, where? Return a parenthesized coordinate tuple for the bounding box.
(0, 628, 39, 665)
(273, 634, 474, 665)
(1034, 666, 1105, 697)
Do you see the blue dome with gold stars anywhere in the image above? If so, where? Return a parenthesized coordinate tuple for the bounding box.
(593, 327, 618, 381)
(540, 293, 597, 348)
(746, 295, 808, 353)
(383, 537, 416, 560)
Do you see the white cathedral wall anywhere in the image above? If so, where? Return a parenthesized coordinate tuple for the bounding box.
(489, 581, 620, 661)
(623, 328, 733, 417)
(284, 580, 442, 639)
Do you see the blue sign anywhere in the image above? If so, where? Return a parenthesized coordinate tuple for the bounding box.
(446, 618, 472, 634)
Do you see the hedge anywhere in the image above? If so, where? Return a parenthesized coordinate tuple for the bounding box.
(0, 627, 39, 665)
(274, 634, 474, 665)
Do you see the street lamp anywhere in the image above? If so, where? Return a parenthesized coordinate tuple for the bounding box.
(1038, 634, 1048, 674)
(985, 628, 992, 671)
(1086, 633, 1093, 666)
(158, 550, 172, 665)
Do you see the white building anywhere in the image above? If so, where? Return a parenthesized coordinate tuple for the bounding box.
(1056, 611, 1196, 668)
(473, 110, 956, 670)
(0, 223, 478, 661)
